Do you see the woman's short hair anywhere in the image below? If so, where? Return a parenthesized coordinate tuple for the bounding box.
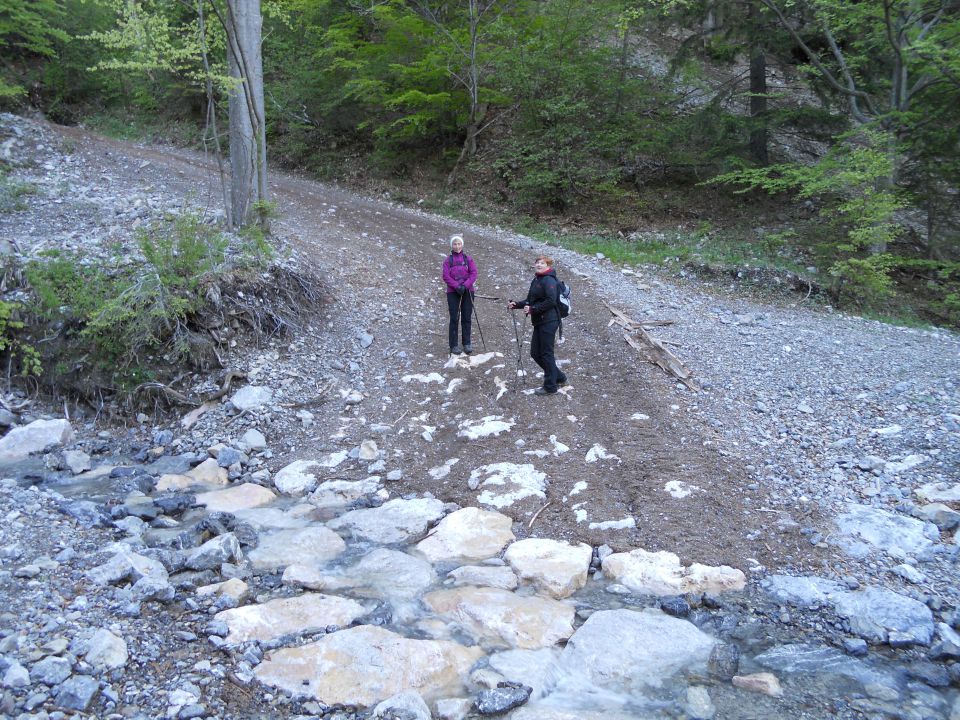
(536, 254, 554, 268)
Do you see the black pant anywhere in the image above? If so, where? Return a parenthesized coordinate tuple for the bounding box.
(531, 319, 566, 392)
(447, 291, 473, 348)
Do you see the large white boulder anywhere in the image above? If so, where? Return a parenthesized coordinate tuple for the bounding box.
(416, 507, 515, 563)
(504, 538, 592, 599)
(216, 593, 369, 644)
(0, 418, 73, 462)
(255, 625, 482, 707)
(601, 548, 745, 596)
(422, 586, 574, 650)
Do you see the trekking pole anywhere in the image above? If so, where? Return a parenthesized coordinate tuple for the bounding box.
(470, 292, 487, 351)
(510, 309, 525, 381)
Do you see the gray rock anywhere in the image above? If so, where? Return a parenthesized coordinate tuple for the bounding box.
(842, 638, 869, 656)
(184, 533, 242, 571)
(239, 429, 267, 452)
(179, 703, 207, 719)
(63, 449, 92, 474)
(216, 447, 245, 468)
(230, 386, 273, 412)
(59, 500, 109, 528)
(707, 643, 740, 679)
(2, 660, 29, 688)
(54, 674, 100, 711)
(755, 644, 895, 687)
(475, 683, 531, 715)
(833, 587, 934, 646)
(0, 418, 73, 462)
(29, 656, 72, 685)
(659, 596, 691, 618)
(833, 504, 935, 558)
(132, 576, 176, 603)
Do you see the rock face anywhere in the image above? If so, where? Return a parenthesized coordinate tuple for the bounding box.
(416, 507, 515, 563)
(254, 625, 482, 707)
(504, 538, 592, 599)
(554, 609, 715, 692)
(422, 586, 575, 649)
(215, 593, 369, 643)
(601, 548, 745, 596)
(0, 418, 73, 462)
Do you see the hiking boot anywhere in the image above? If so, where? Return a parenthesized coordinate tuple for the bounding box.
(557, 375, 568, 386)
(451, 345, 463, 354)
(534, 387, 557, 396)
(463, 344, 473, 354)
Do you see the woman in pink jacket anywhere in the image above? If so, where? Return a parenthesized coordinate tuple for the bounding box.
(442, 234, 478, 354)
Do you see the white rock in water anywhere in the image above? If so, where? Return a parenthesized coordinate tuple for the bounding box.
(195, 483, 276, 513)
(423, 586, 575, 650)
(504, 538, 592, 599)
(216, 593, 368, 644)
(327, 498, 445, 544)
(602, 548, 745, 596)
(248, 526, 346, 572)
(274, 460, 323, 495)
(554, 609, 715, 692)
(416, 507, 515, 563)
(255, 625, 482, 707)
(0, 418, 73, 461)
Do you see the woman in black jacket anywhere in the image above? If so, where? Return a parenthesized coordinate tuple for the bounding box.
(508, 254, 568, 395)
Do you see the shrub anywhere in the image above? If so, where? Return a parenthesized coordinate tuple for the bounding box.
(24, 213, 241, 385)
(0, 300, 41, 377)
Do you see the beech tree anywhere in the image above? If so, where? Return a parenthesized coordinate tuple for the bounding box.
(0, 0, 68, 99)
(83, 0, 268, 229)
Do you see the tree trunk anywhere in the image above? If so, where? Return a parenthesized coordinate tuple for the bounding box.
(225, 0, 267, 229)
(748, 42, 769, 165)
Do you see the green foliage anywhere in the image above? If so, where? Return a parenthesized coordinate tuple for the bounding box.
(707, 130, 906, 299)
(0, 300, 41, 376)
(0, 0, 69, 100)
(829, 253, 897, 304)
(0, 169, 38, 212)
(25, 213, 233, 378)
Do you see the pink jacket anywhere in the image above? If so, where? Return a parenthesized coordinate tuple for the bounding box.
(442, 252, 478, 293)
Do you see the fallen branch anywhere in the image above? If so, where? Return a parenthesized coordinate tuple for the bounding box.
(132, 382, 195, 406)
(528, 501, 552, 530)
(201, 370, 247, 403)
(605, 302, 698, 391)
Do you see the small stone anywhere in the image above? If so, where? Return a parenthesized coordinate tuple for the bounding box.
(732, 672, 783, 697)
(474, 683, 531, 715)
(842, 637, 868, 656)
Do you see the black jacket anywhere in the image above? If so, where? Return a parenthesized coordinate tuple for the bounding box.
(514, 269, 560, 326)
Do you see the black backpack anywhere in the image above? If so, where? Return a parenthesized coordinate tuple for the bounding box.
(556, 279, 571, 319)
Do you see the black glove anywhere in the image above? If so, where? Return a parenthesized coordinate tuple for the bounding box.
(457, 285, 465, 296)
